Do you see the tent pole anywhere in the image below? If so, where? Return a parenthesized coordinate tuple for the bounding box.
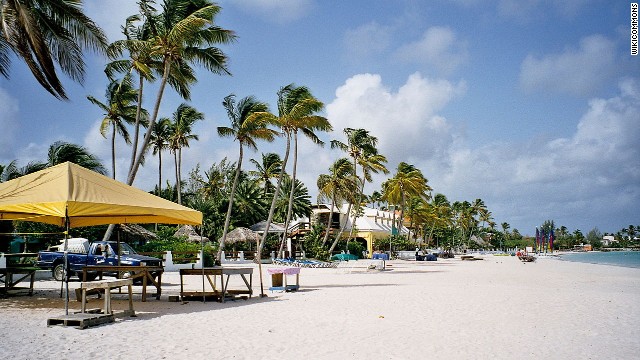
(257, 236, 265, 297)
(64, 209, 70, 315)
(200, 224, 205, 303)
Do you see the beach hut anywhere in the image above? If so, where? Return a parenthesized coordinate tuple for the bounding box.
(0, 162, 203, 314)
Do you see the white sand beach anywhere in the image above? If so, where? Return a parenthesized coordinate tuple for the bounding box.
(1, 256, 638, 360)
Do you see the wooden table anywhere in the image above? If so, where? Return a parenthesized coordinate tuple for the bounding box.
(0, 266, 38, 296)
(80, 278, 135, 316)
(82, 265, 163, 301)
(180, 267, 253, 302)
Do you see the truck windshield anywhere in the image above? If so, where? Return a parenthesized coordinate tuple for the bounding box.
(110, 243, 137, 255)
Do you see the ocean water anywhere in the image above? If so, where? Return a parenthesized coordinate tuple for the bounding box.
(559, 251, 640, 269)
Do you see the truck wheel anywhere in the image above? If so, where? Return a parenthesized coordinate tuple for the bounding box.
(53, 264, 66, 281)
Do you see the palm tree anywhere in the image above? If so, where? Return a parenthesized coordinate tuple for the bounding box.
(123, 0, 236, 185)
(252, 85, 325, 255)
(87, 75, 140, 179)
(217, 94, 275, 260)
(369, 190, 383, 209)
(106, 0, 198, 174)
(230, 179, 269, 228)
(46, 141, 106, 174)
(344, 150, 388, 244)
(329, 128, 380, 251)
(0, 160, 46, 181)
(249, 153, 282, 197)
(0, 0, 108, 99)
(199, 158, 234, 201)
(278, 91, 330, 255)
(168, 103, 203, 204)
(149, 117, 172, 193)
(317, 158, 357, 246)
(382, 162, 431, 239)
(274, 175, 312, 224)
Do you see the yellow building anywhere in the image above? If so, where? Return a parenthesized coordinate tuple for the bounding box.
(306, 204, 409, 257)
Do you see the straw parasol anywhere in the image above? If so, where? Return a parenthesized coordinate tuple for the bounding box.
(174, 225, 209, 243)
(218, 227, 260, 244)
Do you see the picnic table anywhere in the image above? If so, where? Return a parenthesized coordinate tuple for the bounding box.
(0, 266, 38, 296)
(82, 265, 163, 301)
(179, 267, 253, 302)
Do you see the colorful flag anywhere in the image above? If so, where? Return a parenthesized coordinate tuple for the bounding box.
(535, 228, 540, 252)
(549, 228, 555, 253)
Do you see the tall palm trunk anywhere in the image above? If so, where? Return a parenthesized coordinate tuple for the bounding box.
(127, 59, 171, 184)
(218, 144, 244, 261)
(111, 125, 117, 179)
(278, 131, 298, 256)
(321, 193, 336, 245)
(257, 132, 291, 297)
(259, 133, 291, 254)
(128, 74, 145, 172)
(345, 171, 366, 248)
(328, 156, 357, 255)
(157, 150, 163, 194)
(176, 148, 182, 205)
(104, 60, 171, 241)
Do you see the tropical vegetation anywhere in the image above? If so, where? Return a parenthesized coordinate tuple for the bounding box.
(2, 1, 638, 258)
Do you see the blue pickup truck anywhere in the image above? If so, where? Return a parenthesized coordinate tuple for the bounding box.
(36, 239, 162, 281)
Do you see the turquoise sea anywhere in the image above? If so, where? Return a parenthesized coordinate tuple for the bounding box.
(559, 251, 640, 269)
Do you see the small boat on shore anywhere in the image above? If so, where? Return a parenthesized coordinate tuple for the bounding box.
(518, 255, 536, 262)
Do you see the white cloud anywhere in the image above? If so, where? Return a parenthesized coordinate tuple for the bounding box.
(343, 22, 393, 60)
(433, 79, 640, 232)
(230, 0, 314, 24)
(325, 73, 638, 233)
(84, 0, 140, 42)
(326, 72, 465, 178)
(0, 88, 19, 157)
(394, 26, 468, 75)
(519, 34, 617, 96)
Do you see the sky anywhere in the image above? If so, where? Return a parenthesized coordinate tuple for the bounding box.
(0, 0, 638, 236)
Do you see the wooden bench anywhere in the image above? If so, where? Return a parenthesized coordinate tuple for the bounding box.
(82, 265, 163, 301)
(80, 278, 135, 316)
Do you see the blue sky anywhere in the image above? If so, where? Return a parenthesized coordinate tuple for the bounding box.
(0, 0, 638, 236)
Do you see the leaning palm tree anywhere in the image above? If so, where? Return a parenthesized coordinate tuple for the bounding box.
(250, 84, 324, 296)
(217, 93, 275, 261)
(46, 141, 106, 174)
(252, 84, 325, 255)
(317, 157, 358, 246)
(125, 1, 236, 186)
(168, 103, 203, 204)
(278, 90, 331, 255)
(329, 128, 379, 252)
(87, 74, 140, 179)
(0, 0, 108, 99)
(149, 117, 172, 193)
(106, 0, 197, 175)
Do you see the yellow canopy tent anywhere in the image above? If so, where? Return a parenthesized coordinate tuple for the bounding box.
(0, 162, 202, 227)
(0, 162, 203, 314)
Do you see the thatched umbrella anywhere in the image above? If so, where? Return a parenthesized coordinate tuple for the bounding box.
(174, 224, 209, 243)
(218, 227, 260, 244)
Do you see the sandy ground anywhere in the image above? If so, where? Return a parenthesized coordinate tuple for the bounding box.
(1, 256, 638, 360)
